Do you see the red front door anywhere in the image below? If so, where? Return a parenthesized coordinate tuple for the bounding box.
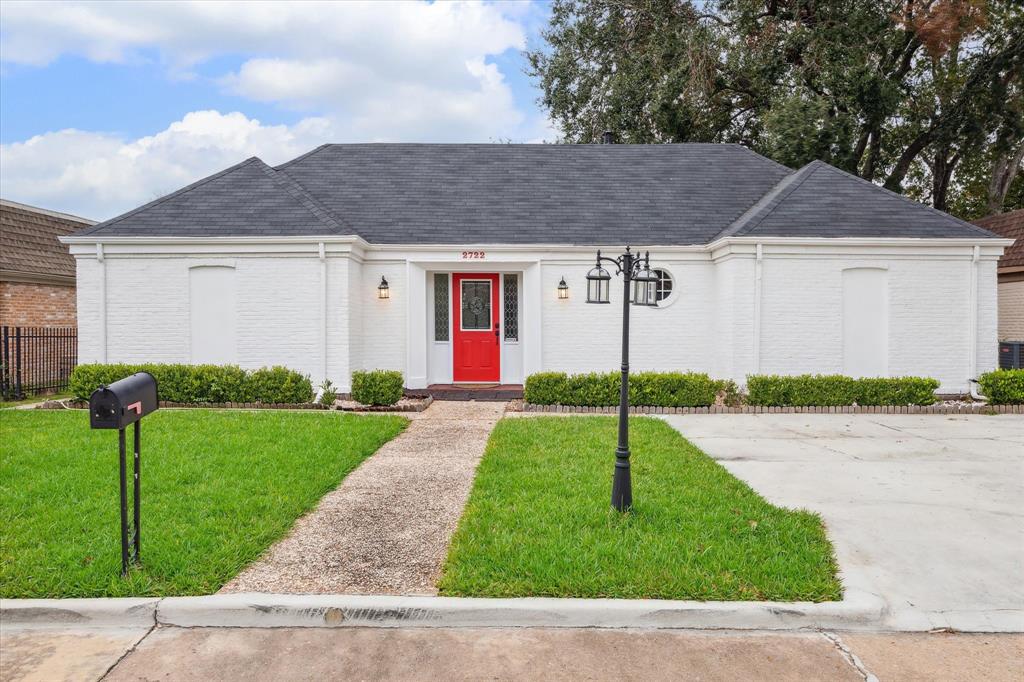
(452, 273, 500, 382)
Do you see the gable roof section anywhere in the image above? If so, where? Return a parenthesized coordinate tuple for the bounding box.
(73, 144, 998, 244)
(972, 209, 1024, 270)
(75, 157, 347, 238)
(720, 160, 996, 240)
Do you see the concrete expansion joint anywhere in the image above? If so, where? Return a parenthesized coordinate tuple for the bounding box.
(821, 631, 879, 682)
(94, 599, 162, 680)
(98, 621, 157, 681)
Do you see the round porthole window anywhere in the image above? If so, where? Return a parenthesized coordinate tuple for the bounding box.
(651, 268, 674, 305)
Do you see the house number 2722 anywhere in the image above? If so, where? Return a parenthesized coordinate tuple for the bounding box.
(461, 250, 486, 259)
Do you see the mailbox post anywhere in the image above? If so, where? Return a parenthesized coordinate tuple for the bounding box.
(89, 372, 158, 575)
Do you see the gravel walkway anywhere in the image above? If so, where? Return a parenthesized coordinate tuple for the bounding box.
(220, 400, 505, 595)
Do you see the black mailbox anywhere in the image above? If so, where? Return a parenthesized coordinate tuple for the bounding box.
(90, 372, 159, 429)
(89, 371, 158, 576)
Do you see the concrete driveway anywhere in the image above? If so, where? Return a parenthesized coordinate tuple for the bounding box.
(661, 413, 1024, 632)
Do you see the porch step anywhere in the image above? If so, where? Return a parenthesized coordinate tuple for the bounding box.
(422, 384, 524, 401)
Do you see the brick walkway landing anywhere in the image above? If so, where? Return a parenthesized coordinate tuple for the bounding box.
(221, 401, 505, 595)
(425, 383, 523, 401)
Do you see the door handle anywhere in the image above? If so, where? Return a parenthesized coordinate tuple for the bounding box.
(495, 322, 500, 342)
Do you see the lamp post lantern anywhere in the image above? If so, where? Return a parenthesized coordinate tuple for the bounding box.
(586, 247, 657, 511)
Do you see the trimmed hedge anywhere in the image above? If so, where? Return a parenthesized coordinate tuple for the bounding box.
(351, 370, 404, 406)
(69, 364, 313, 404)
(746, 374, 938, 407)
(524, 371, 720, 407)
(978, 369, 1024, 405)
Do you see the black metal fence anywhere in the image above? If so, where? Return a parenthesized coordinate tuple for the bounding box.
(1, 326, 78, 400)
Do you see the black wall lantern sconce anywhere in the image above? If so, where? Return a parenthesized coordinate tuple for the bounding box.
(585, 247, 658, 511)
(377, 276, 390, 300)
(557, 276, 569, 300)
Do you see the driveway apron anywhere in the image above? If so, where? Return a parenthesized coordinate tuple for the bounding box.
(661, 413, 1024, 632)
(221, 401, 505, 595)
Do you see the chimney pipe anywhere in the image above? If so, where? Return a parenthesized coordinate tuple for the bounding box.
(601, 130, 615, 144)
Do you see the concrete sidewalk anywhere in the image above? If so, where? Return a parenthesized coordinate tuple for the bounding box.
(3, 625, 1021, 682)
(661, 413, 1024, 632)
(220, 401, 505, 595)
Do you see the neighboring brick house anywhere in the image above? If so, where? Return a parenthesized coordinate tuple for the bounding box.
(0, 199, 95, 327)
(972, 209, 1024, 342)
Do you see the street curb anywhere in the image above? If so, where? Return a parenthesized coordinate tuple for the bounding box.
(0, 598, 158, 628)
(2, 590, 887, 631)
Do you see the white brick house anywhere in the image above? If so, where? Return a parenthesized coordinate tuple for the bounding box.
(62, 144, 1010, 394)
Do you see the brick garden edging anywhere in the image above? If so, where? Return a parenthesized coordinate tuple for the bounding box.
(523, 403, 1024, 415)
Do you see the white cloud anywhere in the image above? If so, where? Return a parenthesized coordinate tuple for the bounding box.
(0, 0, 530, 137)
(0, 111, 336, 220)
(0, 1, 558, 217)
(0, 1, 526, 70)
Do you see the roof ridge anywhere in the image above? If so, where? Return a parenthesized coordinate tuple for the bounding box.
(273, 143, 332, 170)
(812, 161, 996, 237)
(713, 162, 817, 240)
(731, 143, 793, 174)
(0, 198, 96, 225)
(252, 160, 349, 234)
(74, 157, 264, 236)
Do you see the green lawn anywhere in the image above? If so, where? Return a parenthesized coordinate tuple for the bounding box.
(439, 417, 841, 602)
(1, 409, 407, 598)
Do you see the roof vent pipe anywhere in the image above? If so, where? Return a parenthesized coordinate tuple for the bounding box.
(601, 131, 615, 144)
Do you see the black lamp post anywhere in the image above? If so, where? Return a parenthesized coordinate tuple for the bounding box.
(586, 247, 657, 511)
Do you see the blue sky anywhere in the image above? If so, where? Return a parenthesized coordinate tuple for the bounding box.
(0, 1, 554, 219)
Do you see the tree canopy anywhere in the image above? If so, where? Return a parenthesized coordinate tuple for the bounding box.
(528, 0, 1024, 218)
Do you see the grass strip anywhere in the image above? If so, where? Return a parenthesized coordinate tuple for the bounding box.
(439, 416, 840, 601)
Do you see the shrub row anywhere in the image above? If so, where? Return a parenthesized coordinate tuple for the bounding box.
(745, 374, 939, 406)
(69, 364, 313, 404)
(524, 372, 943, 407)
(351, 370, 404, 406)
(978, 369, 1024, 405)
(524, 372, 722, 407)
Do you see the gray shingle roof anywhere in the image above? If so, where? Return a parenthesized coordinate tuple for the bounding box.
(74, 157, 343, 238)
(75, 144, 997, 244)
(720, 160, 995, 240)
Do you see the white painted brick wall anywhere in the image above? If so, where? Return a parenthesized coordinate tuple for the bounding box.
(759, 257, 845, 376)
(540, 261, 716, 374)
(755, 255, 994, 392)
(236, 258, 320, 378)
(74, 244, 1001, 395)
(358, 262, 406, 374)
(105, 258, 189, 363)
(887, 259, 970, 389)
(326, 257, 350, 389)
(80, 255, 355, 389)
(75, 258, 103, 363)
(714, 257, 755, 381)
(346, 259, 363, 389)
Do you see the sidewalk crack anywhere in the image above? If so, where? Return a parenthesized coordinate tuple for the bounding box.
(97, 599, 162, 681)
(821, 631, 879, 682)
